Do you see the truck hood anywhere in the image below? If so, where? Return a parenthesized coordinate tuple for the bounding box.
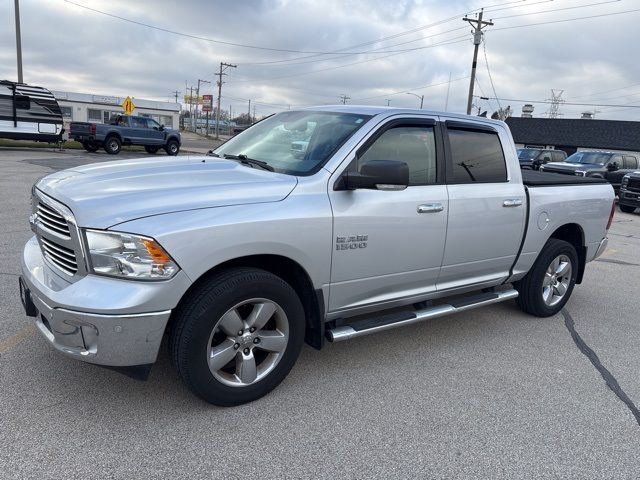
(543, 162, 603, 171)
(36, 156, 297, 228)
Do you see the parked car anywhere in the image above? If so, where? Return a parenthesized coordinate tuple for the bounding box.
(540, 151, 640, 193)
(0, 80, 64, 142)
(517, 148, 566, 170)
(618, 172, 640, 213)
(20, 106, 615, 406)
(69, 114, 181, 155)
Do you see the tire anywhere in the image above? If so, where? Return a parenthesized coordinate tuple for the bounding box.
(103, 135, 121, 155)
(514, 238, 578, 317)
(170, 268, 305, 406)
(82, 141, 99, 152)
(145, 146, 159, 154)
(164, 139, 180, 156)
(620, 204, 636, 213)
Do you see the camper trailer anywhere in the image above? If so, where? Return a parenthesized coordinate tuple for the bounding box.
(0, 80, 64, 143)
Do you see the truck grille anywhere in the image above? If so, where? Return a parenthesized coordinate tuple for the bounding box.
(628, 177, 640, 192)
(32, 192, 84, 278)
(543, 167, 575, 176)
(40, 236, 78, 275)
(37, 201, 71, 238)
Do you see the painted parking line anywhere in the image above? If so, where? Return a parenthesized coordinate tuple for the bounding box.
(0, 325, 35, 355)
(599, 248, 618, 259)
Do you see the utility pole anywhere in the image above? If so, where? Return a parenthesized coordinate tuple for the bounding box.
(14, 0, 23, 83)
(339, 94, 350, 105)
(195, 79, 210, 134)
(253, 105, 256, 120)
(215, 62, 237, 139)
(188, 86, 195, 131)
(248, 99, 251, 124)
(463, 9, 493, 115)
(171, 90, 180, 103)
(444, 71, 452, 111)
(386, 99, 391, 106)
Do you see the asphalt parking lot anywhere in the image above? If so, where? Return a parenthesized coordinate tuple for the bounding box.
(1, 148, 639, 479)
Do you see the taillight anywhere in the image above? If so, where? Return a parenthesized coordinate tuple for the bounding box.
(89, 124, 96, 135)
(606, 200, 615, 230)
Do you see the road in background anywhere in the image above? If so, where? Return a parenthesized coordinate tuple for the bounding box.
(1, 148, 639, 479)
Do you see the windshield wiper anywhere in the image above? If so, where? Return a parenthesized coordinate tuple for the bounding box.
(223, 154, 274, 171)
(206, 150, 220, 157)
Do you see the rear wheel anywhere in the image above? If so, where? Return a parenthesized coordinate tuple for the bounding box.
(82, 141, 99, 152)
(103, 135, 121, 155)
(145, 146, 159, 154)
(515, 238, 578, 317)
(164, 139, 179, 156)
(620, 204, 636, 213)
(170, 268, 305, 406)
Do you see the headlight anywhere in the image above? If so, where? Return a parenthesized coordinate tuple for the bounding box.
(622, 176, 630, 186)
(84, 230, 179, 280)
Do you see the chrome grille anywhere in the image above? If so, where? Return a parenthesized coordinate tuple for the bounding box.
(37, 201, 71, 238)
(628, 177, 640, 192)
(40, 236, 78, 275)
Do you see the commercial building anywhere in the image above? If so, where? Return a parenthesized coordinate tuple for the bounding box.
(52, 90, 180, 132)
(505, 117, 640, 156)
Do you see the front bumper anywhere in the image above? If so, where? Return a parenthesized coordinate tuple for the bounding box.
(619, 189, 640, 208)
(20, 236, 191, 366)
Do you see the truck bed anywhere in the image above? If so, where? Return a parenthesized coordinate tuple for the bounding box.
(522, 169, 608, 187)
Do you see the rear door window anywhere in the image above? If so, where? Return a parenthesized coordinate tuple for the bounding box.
(447, 128, 507, 183)
(552, 151, 565, 162)
(623, 156, 638, 169)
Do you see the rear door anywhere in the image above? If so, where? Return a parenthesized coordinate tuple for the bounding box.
(605, 154, 627, 188)
(328, 116, 448, 314)
(438, 120, 526, 290)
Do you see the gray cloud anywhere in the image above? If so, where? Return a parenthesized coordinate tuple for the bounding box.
(1, 0, 638, 120)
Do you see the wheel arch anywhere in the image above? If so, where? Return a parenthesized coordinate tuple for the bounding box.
(548, 223, 586, 284)
(170, 254, 325, 349)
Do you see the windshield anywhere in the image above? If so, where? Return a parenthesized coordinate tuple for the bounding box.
(565, 152, 612, 165)
(517, 149, 542, 160)
(213, 111, 371, 175)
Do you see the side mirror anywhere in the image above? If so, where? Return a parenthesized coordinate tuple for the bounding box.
(343, 160, 409, 191)
(607, 162, 619, 172)
(160, 124, 165, 131)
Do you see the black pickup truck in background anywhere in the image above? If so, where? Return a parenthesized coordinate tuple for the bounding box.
(69, 114, 181, 155)
(619, 172, 640, 213)
(540, 151, 640, 193)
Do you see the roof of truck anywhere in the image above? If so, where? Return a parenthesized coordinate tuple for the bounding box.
(302, 105, 507, 127)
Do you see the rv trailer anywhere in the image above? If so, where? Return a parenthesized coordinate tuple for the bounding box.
(0, 80, 64, 143)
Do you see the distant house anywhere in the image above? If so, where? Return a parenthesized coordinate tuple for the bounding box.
(505, 117, 640, 156)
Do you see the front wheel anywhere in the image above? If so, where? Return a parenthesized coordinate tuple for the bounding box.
(103, 135, 121, 154)
(170, 268, 305, 406)
(164, 139, 180, 156)
(515, 238, 578, 317)
(620, 204, 636, 213)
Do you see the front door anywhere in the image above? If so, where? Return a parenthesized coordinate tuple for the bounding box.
(328, 118, 448, 314)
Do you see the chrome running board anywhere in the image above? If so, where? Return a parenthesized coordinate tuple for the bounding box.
(326, 289, 519, 342)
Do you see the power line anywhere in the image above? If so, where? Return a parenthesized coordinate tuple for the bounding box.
(491, 7, 640, 32)
(478, 96, 640, 108)
(491, 0, 621, 20)
(352, 75, 469, 102)
(481, 39, 501, 111)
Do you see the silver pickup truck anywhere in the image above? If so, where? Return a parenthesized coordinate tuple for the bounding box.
(20, 106, 615, 406)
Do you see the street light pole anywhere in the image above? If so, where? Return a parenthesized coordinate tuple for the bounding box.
(14, 0, 23, 83)
(406, 92, 424, 109)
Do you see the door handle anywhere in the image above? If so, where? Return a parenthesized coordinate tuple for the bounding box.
(417, 203, 444, 213)
(503, 199, 523, 207)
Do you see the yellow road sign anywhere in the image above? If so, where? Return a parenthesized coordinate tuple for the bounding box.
(121, 96, 136, 115)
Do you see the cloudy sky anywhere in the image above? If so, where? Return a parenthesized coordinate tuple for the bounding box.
(1, 0, 639, 120)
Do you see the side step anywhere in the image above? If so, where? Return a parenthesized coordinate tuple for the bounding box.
(326, 289, 519, 342)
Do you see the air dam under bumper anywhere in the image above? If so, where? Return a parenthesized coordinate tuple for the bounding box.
(21, 236, 190, 366)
